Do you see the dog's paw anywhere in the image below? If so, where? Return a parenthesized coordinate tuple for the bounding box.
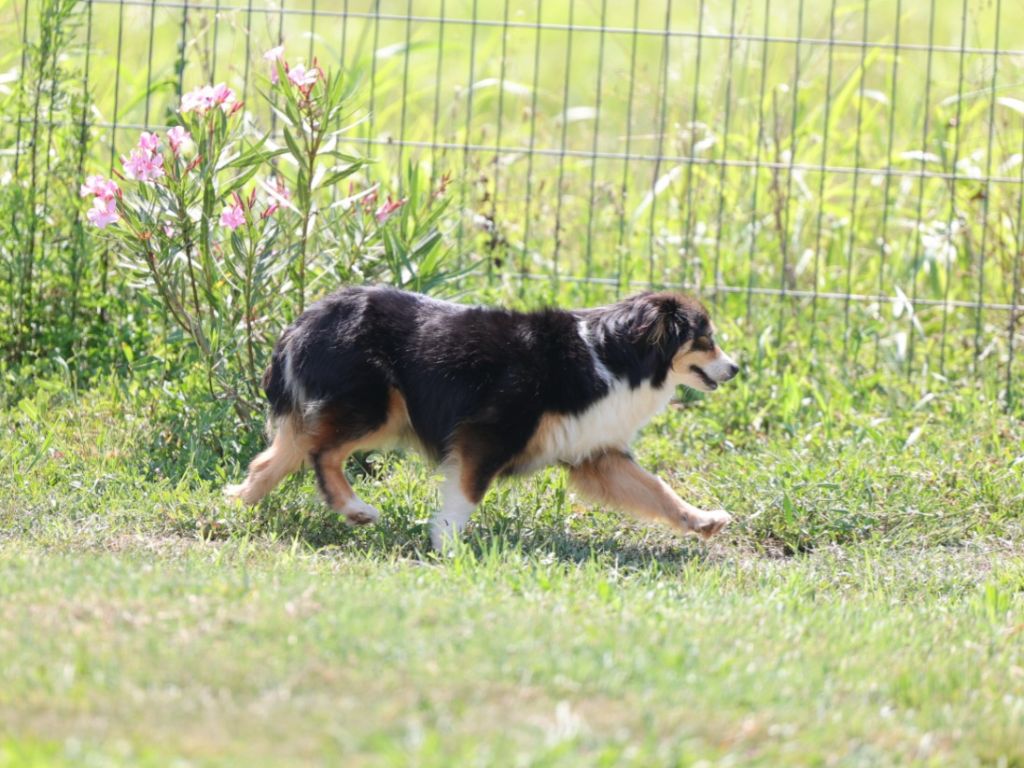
(429, 521, 464, 554)
(342, 498, 381, 526)
(223, 483, 248, 504)
(690, 509, 732, 539)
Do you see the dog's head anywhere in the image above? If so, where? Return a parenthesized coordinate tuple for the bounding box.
(619, 291, 739, 392)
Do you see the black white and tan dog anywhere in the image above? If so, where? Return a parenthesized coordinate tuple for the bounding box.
(226, 286, 739, 549)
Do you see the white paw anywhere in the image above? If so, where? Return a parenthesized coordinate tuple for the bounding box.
(224, 483, 252, 505)
(690, 509, 732, 539)
(429, 520, 461, 553)
(342, 498, 380, 526)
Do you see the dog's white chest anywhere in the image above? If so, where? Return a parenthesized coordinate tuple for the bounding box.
(527, 379, 675, 469)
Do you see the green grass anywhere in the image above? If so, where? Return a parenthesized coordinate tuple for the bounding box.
(2, 0, 1024, 763)
(2, 352, 1022, 766)
(1, 542, 1021, 767)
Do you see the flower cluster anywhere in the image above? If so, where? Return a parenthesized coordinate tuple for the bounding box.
(220, 179, 291, 232)
(180, 83, 241, 116)
(121, 132, 165, 182)
(263, 46, 285, 84)
(84, 111, 203, 228)
(80, 174, 121, 229)
(375, 195, 407, 224)
(167, 125, 191, 155)
(264, 46, 321, 96)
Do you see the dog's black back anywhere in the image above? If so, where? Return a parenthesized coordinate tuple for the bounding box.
(264, 286, 710, 467)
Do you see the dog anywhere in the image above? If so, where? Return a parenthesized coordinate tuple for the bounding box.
(225, 286, 739, 550)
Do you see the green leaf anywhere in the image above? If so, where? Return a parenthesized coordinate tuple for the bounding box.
(282, 128, 305, 167)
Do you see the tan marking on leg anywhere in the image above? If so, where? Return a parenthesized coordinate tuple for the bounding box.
(225, 417, 310, 505)
(313, 389, 415, 524)
(569, 451, 731, 539)
(506, 412, 569, 474)
(315, 443, 356, 509)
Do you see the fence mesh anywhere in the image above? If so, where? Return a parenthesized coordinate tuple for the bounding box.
(6, 0, 1024, 400)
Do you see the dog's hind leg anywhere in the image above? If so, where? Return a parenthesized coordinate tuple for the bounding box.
(569, 450, 731, 539)
(310, 444, 380, 525)
(225, 418, 310, 505)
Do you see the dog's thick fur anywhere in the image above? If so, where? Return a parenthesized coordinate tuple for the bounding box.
(226, 286, 739, 549)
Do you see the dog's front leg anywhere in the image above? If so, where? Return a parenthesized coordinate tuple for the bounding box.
(429, 456, 479, 551)
(568, 450, 731, 539)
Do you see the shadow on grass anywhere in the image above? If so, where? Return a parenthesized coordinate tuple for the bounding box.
(228, 494, 715, 571)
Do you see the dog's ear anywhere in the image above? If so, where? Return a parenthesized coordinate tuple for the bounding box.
(631, 293, 691, 350)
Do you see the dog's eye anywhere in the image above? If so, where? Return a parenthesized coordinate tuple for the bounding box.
(693, 335, 713, 352)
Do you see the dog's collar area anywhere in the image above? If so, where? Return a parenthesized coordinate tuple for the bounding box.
(690, 365, 718, 390)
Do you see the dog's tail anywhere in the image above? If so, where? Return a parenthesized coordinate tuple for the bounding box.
(261, 343, 294, 421)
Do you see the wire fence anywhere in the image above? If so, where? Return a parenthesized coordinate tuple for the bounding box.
(7, 0, 1024, 400)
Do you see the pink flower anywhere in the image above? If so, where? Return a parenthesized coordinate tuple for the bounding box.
(211, 83, 236, 108)
(220, 203, 245, 230)
(122, 147, 164, 182)
(287, 64, 320, 89)
(137, 131, 160, 152)
(180, 83, 238, 115)
(262, 176, 290, 218)
(167, 126, 191, 155)
(264, 45, 285, 84)
(87, 196, 119, 229)
(180, 86, 210, 114)
(375, 196, 407, 224)
(80, 174, 119, 201)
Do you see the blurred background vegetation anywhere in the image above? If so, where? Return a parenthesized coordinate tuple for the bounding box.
(2, 0, 1023, 400)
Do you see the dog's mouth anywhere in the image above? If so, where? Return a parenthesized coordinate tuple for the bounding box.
(690, 365, 718, 391)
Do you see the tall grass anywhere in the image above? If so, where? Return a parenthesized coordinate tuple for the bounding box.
(0, 0, 93, 360)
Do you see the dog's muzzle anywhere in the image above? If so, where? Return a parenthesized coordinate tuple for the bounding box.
(694, 353, 740, 389)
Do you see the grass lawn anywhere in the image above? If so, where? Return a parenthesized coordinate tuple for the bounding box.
(2, 1, 1023, 764)
(2, 357, 1021, 766)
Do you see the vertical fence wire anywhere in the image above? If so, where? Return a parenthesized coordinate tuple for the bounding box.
(808, 0, 838, 348)
(1009, 120, 1024, 406)
(70, 0, 95, 329)
(428, 0, 446, 188)
(973, 0, 1002, 363)
(613, 0, 641, 299)
(776, 0, 803, 344)
(711, 0, 740, 306)
(13, 0, 32, 334)
(581, 0, 607, 299)
(100, 0, 125, 298)
(873, 0, 901, 368)
(681, 0, 705, 291)
(841, 0, 869, 361)
(396, 0, 413, 185)
(456, 0, 479, 268)
(144, 0, 157, 127)
(38, 2, 63, 302)
(646, 0, 673, 286)
(744, 0, 771, 325)
(519, 0, 544, 288)
(906, 0, 938, 377)
(488, 0, 512, 287)
(5, 0, 30, 337)
(550, 0, 575, 291)
(937, 0, 970, 374)
(241, 0, 254, 104)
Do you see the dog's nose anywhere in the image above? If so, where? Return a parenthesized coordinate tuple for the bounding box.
(724, 363, 740, 381)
